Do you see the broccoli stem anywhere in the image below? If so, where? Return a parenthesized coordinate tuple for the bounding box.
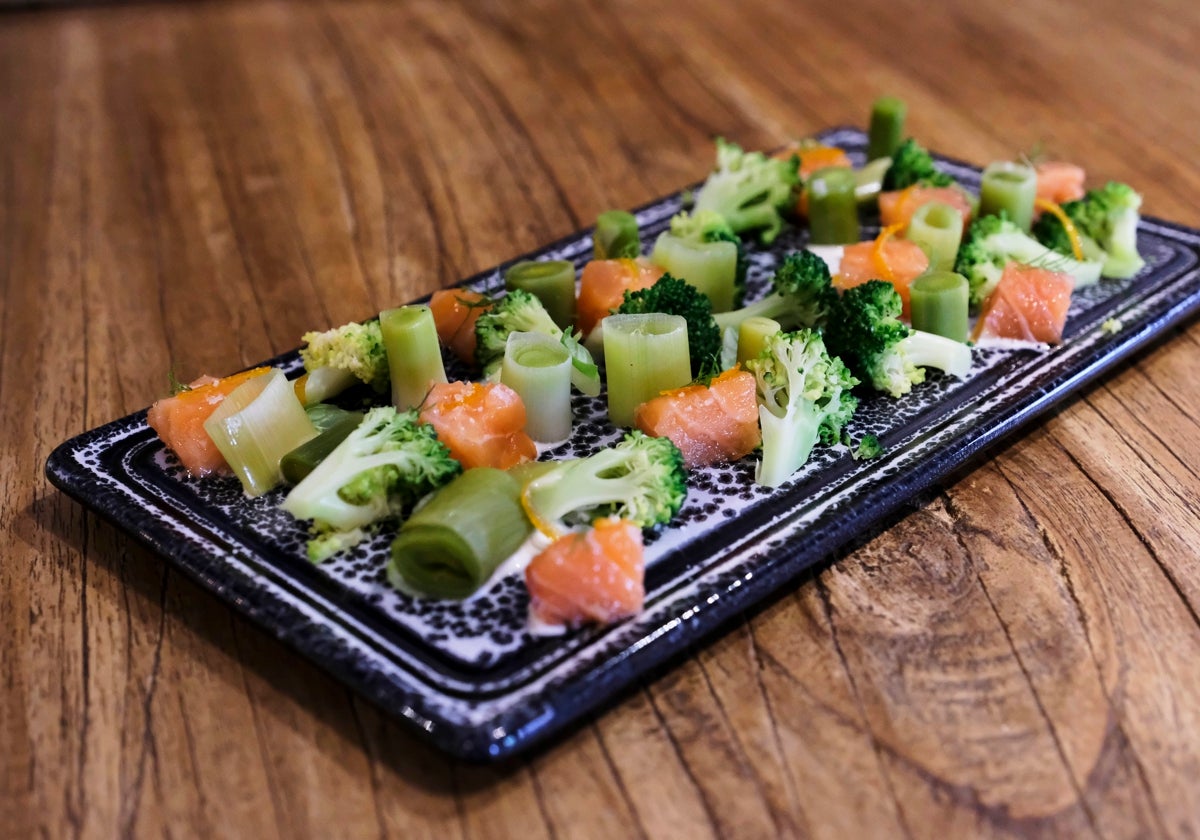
(379, 305, 447, 411)
(898, 329, 973, 378)
(755, 408, 820, 489)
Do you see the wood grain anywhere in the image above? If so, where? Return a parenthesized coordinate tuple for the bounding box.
(3, 0, 1200, 836)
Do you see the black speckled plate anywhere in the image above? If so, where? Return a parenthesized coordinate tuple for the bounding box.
(46, 128, 1200, 761)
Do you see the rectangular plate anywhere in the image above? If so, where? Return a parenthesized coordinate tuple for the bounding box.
(46, 128, 1200, 761)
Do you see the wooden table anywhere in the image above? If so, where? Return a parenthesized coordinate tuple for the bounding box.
(5, 0, 1200, 835)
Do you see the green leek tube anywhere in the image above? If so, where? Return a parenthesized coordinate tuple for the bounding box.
(203, 369, 318, 496)
(650, 231, 739, 312)
(280, 409, 364, 484)
(501, 331, 573, 442)
(978, 161, 1037, 231)
(806, 167, 860, 245)
(854, 156, 892, 207)
(909, 271, 970, 343)
(867, 96, 907, 161)
(602, 313, 692, 427)
(594, 209, 640, 260)
(737, 316, 781, 365)
(379, 304, 447, 411)
(388, 468, 533, 599)
(905, 201, 964, 272)
(504, 260, 577, 330)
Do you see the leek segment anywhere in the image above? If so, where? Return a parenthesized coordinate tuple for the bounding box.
(379, 305, 447, 411)
(602, 313, 691, 427)
(204, 368, 318, 496)
(388, 468, 533, 599)
(500, 331, 573, 442)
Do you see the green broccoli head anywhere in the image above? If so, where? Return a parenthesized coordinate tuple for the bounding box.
(1034, 181, 1145, 279)
(956, 212, 1104, 305)
(712, 249, 837, 343)
(823, 281, 918, 398)
(617, 273, 721, 378)
(473, 288, 563, 375)
(522, 431, 688, 536)
(824, 280, 972, 397)
(693, 138, 800, 244)
(671, 210, 748, 304)
(745, 328, 859, 487)
(300, 320, 389, 392)
(851, 433, 884, 460)
(881, 138, 955, 191)
(281, 406, 461, 553)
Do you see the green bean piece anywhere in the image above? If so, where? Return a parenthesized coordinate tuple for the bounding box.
(379, 305, 447, 411)
(594, 209, 641, 260)
(504, 260, 577, 330)
(854, 156, 892, 207)
(388, 468, 533, 599)
(281, 409, 365, 485)
(806, 167, 860, 245)
(501, 331, 573, 442)
(867, 96, 907, 161)
(905, 201, 965, 272)
(909, 271, 970, 343)
(650, 231, 740, 312)
(736, 316, 782, 365)
(602, 313, 692, 427)
(978, 161, 1037, 231)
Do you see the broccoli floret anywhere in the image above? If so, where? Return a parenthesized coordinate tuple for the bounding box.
(824, 281, 972, 398)
(881, 138, 955, 191)
(299, 320, 390, 400)
(1032, 182, 1145, 279)
(281, 406, 462, 560)
(851, 433, 884, 460)
(617, 274, 721, 378)
(955, 212, 1104, 306)
(693, 138, 800, 244)
(521, 431, 688, 537)
(745, 329, 859, 488)
(474, 288, 600, 395)
(712, 251, 838, 367)
(670, 210, 749, 306)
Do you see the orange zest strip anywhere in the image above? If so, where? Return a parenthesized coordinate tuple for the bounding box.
(871, 223, 905, 282)
(1034, 198, 1084, 261)
(521, 484, 563, 540)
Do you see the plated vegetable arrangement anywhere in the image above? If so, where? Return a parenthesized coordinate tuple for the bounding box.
(147, 98, 1148, 634)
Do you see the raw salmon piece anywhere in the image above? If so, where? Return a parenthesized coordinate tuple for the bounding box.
(878, 186, 973, 234)
(577, 258, 663, 336)
(418, 380, 536, 470)
(146, 368, 272, 476)
(634, 368, 760, 469)
(1035, 161, 1086, 205)
(429, 288, 491, 365)
(525, 516, 645, 627)
(834, 236, 930, 320)
(972, 263, 1073, 345)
